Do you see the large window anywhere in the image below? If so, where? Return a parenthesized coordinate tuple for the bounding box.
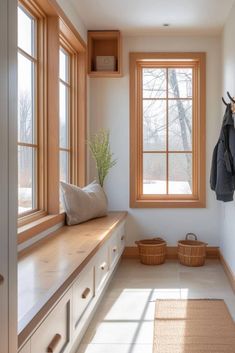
(59, 47, 71, 183)
(17, 0, 87, 235)
(130, 53, 206, 208)
(18, 5, 38, 216)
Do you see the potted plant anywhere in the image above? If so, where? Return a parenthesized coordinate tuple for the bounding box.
(88, 129, 117, 187)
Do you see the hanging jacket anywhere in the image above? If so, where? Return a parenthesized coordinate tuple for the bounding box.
(210, 104, 235, 201)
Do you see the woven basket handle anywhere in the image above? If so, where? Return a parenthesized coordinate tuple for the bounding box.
(185, 233, 197, 241)
(135, 237, 164, 245)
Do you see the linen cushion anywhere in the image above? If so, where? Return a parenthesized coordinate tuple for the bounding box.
(60, 181, 108, 225)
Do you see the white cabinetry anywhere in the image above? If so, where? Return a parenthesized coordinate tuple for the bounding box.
(95, 245, 110, 292)
(31, 289, 72, 353)
(18, 220, 126, 353)
(73, 265, 94, 331)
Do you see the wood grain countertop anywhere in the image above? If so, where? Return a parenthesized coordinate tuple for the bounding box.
(18, 211, 127, 347)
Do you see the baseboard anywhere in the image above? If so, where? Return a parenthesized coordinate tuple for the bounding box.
(122, 246, 220, 260)
(123, 247, 235, 293)
(219, 252, 235, 293)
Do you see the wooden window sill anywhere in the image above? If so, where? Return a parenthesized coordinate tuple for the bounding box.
(18, 213, 65, 244)
(130, 198, 206, 208)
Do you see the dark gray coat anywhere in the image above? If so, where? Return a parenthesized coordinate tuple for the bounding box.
(210, 104, 235, 201)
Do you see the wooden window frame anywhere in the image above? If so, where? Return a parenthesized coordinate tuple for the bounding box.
(17, 0, 87, 240)
(18, 0, 47, 225)
(130, 52, 206, 208)
(59, 28, 87, 187)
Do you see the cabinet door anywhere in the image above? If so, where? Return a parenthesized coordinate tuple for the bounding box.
(109, 231, 120, 268)
(118, 222, 126, 253)
(95, 245, 109, 292)
(0, 1, 17, 353)
(73, 266, 94, 329)
(31, 289, 72, 353)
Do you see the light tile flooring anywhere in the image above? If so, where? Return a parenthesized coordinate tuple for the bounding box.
(77, 259, 235, 353)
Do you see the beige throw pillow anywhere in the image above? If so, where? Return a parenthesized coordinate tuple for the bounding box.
(60, 181, 108, 225)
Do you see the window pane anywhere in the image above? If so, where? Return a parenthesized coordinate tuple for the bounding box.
(18, 146, 37, 214)
(143, 68, 166, 98)
(60, 151, 69, 183)
(143, 100, 166, 151)
(168, 153, 192, 194)
(18, 53, 35, 144)
(168, 68, 192, 98)
(143, 153, 166, 194)
(18, 6, 35, 56)
(59, 83, 69, 148)
(168, 100, 192, 151)
(59, 48, 69, 83)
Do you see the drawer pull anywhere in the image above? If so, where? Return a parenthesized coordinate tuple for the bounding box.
(113, 247, 117, 253)
(82, 287, 91, 299)
(47, 333, 62, 352)
(121, 235, 125, 241)
(100, 262, 106, 270)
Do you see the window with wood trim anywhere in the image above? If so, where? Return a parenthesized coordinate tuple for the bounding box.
(17, 0, 87, 234)
(130, 53, 206, 208)
(17, 3, 46, 218)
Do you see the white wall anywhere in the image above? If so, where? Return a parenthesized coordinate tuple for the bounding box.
(89, 35, 222, 246)
(221, 2, 235, 274)
(56, 0, 87, 42)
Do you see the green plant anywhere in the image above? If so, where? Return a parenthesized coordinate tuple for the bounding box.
(88, 129, 117, 187)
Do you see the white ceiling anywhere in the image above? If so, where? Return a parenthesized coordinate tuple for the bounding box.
(70, 0, 235, 35)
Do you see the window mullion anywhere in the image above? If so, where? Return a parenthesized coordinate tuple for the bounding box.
(18, 47, 37, 63)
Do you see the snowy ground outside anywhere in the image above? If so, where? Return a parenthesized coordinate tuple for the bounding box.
(18, 187, 32, 214)
(143, 180, 191, 194)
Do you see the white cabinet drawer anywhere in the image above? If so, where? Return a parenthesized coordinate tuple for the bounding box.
(19, 341, 30, 353)
(109, 232, 120, 268)
(118, 223, 126, 252)
(73, 266, 94, 329)
(95, 245, 109, 292)
(31, 289, 72, 353)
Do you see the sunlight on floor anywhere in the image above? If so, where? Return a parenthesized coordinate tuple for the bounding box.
(77, 260, 235, 353)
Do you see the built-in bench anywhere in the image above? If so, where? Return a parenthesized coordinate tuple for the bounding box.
(18, 211, 127, 353)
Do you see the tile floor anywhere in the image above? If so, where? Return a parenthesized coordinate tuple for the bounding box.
(77, 259, 235, 353)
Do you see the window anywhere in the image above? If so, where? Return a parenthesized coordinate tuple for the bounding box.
(59, 47, 71, 183)
(17, 0, 87, 236)
(130, 53, 206, 208)
(18, 5, 38, 216)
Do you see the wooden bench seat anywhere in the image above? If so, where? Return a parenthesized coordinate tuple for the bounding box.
(18, 211, 127, 349)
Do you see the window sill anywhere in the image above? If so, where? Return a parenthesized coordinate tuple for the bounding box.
(18, 212, 65, 244)
(130, 198, 206, 208)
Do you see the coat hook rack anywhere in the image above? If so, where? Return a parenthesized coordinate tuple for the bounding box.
(227, 91, 235, 103)
(222, 97, 229, 106)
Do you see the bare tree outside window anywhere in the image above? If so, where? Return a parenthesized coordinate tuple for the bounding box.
(18, 5, 37, 215)
(142, 67, 193, 195)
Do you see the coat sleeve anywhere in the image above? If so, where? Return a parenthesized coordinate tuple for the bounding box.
(210, 142, 218, 191)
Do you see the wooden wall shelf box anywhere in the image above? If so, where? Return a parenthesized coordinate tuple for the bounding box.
(88, 30, 122, 77)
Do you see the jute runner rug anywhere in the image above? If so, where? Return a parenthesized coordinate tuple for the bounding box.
(154, 299, 235, 353)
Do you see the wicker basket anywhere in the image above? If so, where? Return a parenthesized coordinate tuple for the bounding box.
(178, 233, 208, 267)
(135, 238, 167, 265)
